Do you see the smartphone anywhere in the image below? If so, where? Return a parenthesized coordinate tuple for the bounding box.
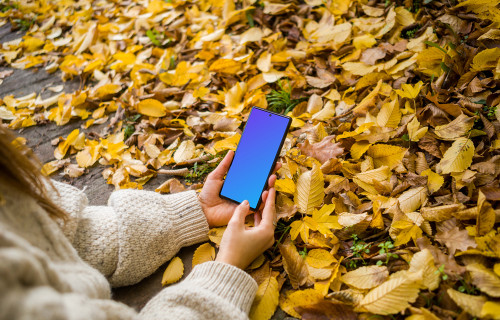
(220, 107, 291, 211)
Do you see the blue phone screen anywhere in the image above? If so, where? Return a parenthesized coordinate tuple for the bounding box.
(221, 108, 290, 209)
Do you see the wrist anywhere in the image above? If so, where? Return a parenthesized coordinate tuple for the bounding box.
(197, 193, 213, 227)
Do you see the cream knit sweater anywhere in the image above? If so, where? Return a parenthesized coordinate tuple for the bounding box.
(0, 180, 257, 319)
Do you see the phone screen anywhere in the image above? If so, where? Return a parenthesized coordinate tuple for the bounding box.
(220, 107, 291, 210)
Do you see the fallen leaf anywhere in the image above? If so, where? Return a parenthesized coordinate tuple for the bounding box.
(161, 256, 184, 286)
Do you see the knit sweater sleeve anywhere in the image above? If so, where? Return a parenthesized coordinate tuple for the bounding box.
(48, 180, 210, 287)
(140, 261, 258, 320)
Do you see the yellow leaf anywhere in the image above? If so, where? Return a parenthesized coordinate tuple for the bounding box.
(466, 263, 500, 297)
(395, 7, 415, 26)
(23, 36, 45, 52)
(294, 164, 324, 214)
(257, 51, 272, 72)
(306, 249, 336, 268)
(337, 122, 374, 140)
(342, 266, 389, 290)
(279, 289, 324, 318)
(407, 116, 427, 141)
(54, 129, 80, 160)
(395, 81, 423, 99)
(398, 186, 427, 213)
(192, 243, 215, 267)
(420, 203, 464, 221)
(434, 114, 475, 140)
(376, 99, 401, 128)
(357, 271, 422, 315)
(481, 301, 500, 320)
(193, 87, 209, 99)
(161, 257, 184, 286)
(212, 133, 241, 153)
(350, 141, 372, 160)
(353, 80, 382, 115)
(208, 227, 226, 246)
(471, 48, 500, 71)
(353, 166, 391, 194)
(173, 140, 196, 163)
(137, 99, 167, 117)
(394, 224, 422, 246)
(240, 27, 264, 45)
(353, 34, 377, 50)
(408, 249, 440, 291)
(155, 178, 186, 194)
(209, 58, 242, 74)
(249, 276, 279, 320)
(275, 178, 296, 194)
(436, 137, 475, 174)
(311, 101, 336, 121)
(224, 82, 247, 115)
(420, 169, 444, 194)
(367, 144, 407, 169)
(447, 289, 485, 318)
(94, 83, 122, 100)
(311, 204, 342, 237)
(307, 265, 333, 280)
(76, 142, 101, 168)
(290, 217, 318, 243)
(248, 254, 266, 270)
(477, 190, 496, 236)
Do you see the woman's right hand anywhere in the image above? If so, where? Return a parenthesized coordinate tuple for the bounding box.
(215, 188, 276, 270)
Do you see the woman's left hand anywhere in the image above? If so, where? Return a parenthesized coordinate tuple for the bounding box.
(198, 150, 281, 228)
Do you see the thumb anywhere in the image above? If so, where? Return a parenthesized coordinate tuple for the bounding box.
(229, 200, 249, 228)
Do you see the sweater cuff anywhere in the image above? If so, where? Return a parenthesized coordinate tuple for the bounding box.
(165, 190, 210, 248)
(185, 261, 258, 314)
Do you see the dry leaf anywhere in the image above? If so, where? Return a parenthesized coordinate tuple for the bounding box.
(192, 243, 215, 267)
(161, 256, 184, 286)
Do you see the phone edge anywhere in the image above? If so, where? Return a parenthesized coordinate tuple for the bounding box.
(218, 106, 292, 211)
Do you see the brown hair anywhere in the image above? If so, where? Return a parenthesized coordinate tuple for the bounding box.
(0, 125, 67, 219)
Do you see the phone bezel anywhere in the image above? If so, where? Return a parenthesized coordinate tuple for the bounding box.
(219, 106, 292, 211)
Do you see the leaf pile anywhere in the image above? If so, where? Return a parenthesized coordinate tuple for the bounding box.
(1, 0, 500, 319)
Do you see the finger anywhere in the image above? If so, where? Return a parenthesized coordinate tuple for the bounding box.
(267, 174, 277, 188)
(254, 211, 262, 227)
(208, 150, 234, 180)
(259, 190, 269, 212)
(229, 200, 249, 229)
(259, 187, 276, 229)
(272, 162, 282, 175)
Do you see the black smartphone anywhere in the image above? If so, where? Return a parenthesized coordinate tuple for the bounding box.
(220, 107, 291, 211)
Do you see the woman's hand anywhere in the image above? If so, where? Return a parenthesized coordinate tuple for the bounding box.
(215, 188, 276, 269)
(198, 150, 280, 228)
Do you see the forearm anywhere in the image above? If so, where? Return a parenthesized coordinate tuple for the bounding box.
(139, 261, 257, 320)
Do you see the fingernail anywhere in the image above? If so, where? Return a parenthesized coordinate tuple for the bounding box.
(242, 200, 249, 206)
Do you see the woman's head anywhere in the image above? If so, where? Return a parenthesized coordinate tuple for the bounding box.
(0, 125, 66, 219)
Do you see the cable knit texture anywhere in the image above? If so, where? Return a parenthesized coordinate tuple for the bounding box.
(0, 180, 258, 320)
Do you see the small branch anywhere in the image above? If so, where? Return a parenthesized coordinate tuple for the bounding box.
(174, 154, 213, 167)
(157, 168, 189, 176)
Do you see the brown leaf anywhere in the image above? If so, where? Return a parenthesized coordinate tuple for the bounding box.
(360, 48, 386, 66)
(298, 135, 344, 164)
(279, 238, 309, 289)
(435, 226, 477, 255)
(295, 300, 357, 320)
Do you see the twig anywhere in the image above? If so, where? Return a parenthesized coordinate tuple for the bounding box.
(174, 154, 213, 167)
(157, 168, 189, 176)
